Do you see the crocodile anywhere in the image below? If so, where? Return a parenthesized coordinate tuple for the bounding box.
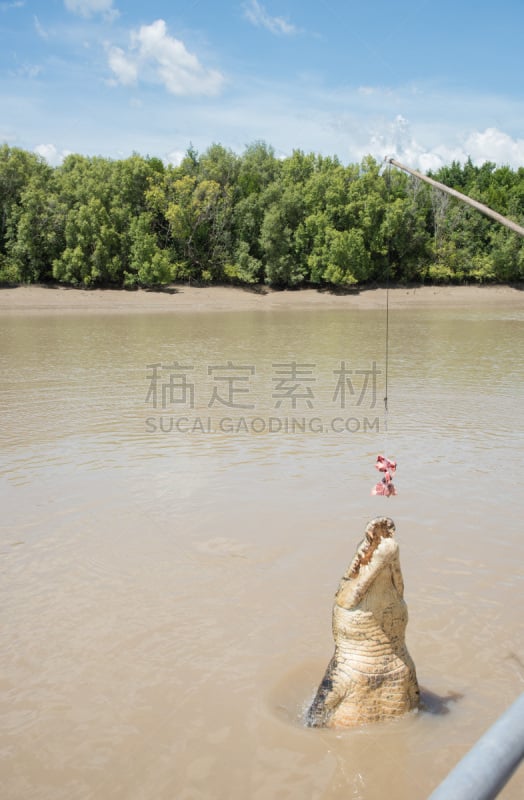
(307, 517, 419, 727)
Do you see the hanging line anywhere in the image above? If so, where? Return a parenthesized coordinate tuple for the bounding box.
(384, 271, 389, 455)
(383, 160, 391, 459)
(371, 159, 396, 497)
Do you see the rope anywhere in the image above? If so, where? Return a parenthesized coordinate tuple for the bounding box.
(383, 161, 391, 458)
(371, 159, 395, 496)
(384, 274, 389, 454)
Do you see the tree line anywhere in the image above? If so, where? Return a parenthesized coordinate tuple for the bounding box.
(1, 141, 523, 289)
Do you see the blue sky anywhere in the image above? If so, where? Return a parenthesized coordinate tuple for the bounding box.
(1, 0, 524, 169)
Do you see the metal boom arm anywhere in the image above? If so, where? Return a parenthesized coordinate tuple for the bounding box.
(387, 157, 524, 238)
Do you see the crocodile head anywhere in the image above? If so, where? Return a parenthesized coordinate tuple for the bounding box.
(347, 516, 396, 576)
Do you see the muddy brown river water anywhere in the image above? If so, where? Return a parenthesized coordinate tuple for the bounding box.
(1, 305, 523, 799)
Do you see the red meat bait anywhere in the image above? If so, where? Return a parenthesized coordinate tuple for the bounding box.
(372, 454, 397, 497)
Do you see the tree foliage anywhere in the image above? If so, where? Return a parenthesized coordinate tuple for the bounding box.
(1, 143, 523, 288)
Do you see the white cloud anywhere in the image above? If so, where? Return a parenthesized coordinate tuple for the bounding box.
(0, 1, 25, 10)
(243, 0, 297, 36)
(106, 45, 137, 86)
(34, 15, 48, 39)
(464, 128, 524, 168)
(106, 19, 224, 97)
(34, 144, 71, 166)
(365, 114, 429, 165)
(166, 149, 186, 166)
(64, 0, 118, 21)
(360, 115, 524, 172)
(9, 60, 42, 79)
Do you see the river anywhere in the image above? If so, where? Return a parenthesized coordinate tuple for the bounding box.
(1, 304, 523, 799)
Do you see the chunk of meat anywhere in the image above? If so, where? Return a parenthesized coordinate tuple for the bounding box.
(372, 454, 397, 496)
(375, 454, 397, 475)
(372, 480, 397, 497)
